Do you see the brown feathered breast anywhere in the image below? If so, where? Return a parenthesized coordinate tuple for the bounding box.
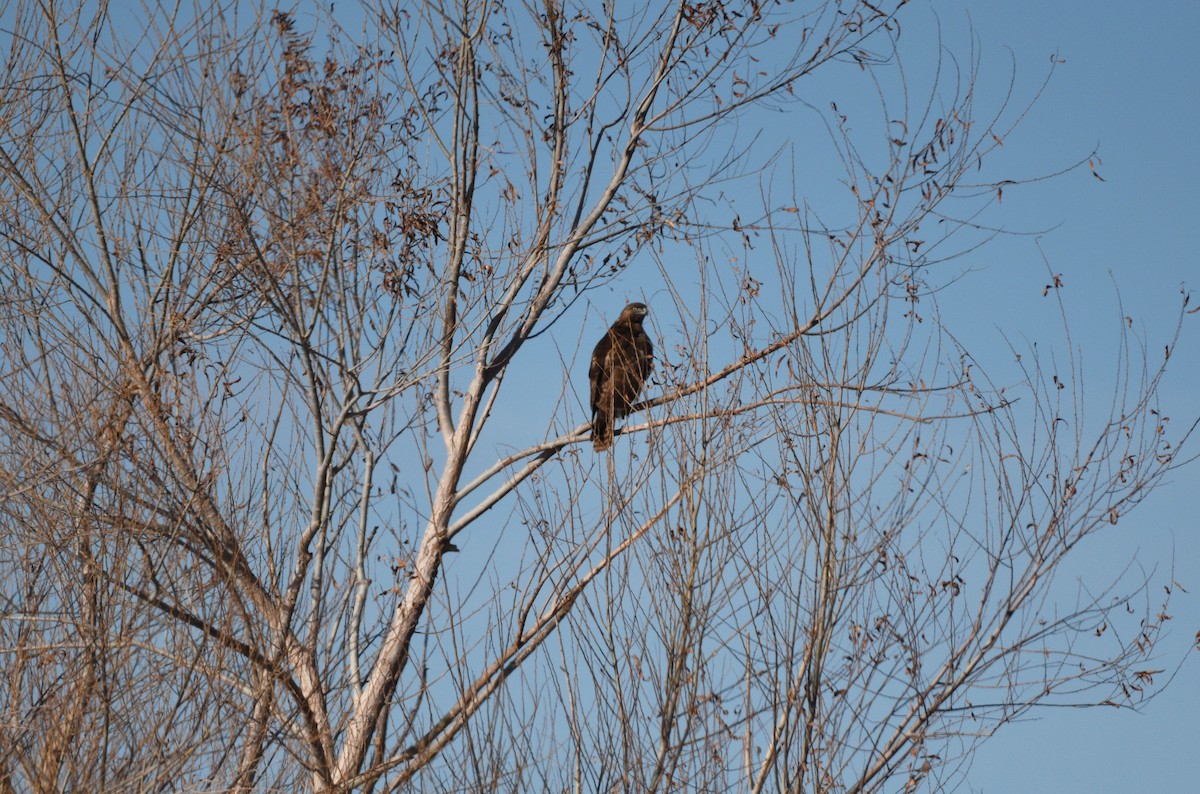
(589, 302, 654, 451)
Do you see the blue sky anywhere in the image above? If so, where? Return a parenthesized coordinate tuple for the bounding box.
(436, 1, 1200, 787)
(924, 1, 1200, 790)
(477, 0, 1200, 784)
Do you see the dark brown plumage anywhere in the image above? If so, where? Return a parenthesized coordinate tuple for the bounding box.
(589, 302, 654, 451)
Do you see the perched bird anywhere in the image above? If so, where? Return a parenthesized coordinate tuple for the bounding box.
(589, 302, 654, 451)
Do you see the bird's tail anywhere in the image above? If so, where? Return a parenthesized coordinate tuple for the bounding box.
(592, 412, 613, 451)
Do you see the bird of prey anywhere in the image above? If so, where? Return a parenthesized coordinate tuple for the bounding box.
(589, 302, 654, 451)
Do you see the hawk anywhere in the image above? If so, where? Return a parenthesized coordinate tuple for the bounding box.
(589, 302, 654, 451)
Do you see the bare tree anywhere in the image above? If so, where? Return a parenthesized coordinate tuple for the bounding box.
(0, 1, 1192, 792)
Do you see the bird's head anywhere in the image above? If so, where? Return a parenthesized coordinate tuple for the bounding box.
(622, 302, 649, 321)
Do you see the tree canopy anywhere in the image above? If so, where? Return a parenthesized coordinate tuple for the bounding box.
(0, 1, 1193, 791)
